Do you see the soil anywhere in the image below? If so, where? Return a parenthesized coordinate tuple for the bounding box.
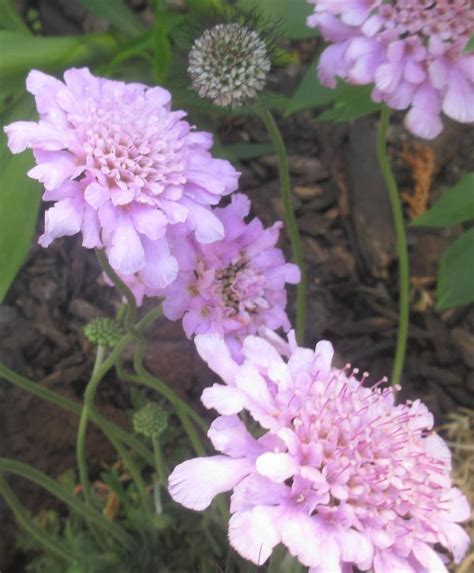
(1, 1, 473, 571)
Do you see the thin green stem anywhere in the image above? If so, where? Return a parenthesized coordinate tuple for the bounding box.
(132, 336, 207, 456)
(376, 106, 410, 386)
(257, 100, 307, 344)
(152, 436, 167, 486)
(0, 458, 132, 546)
(0, 474, 77, 564)
(96, 249, 137, 331)
(76, 345, 106, 509)
(0, 362, 154, 467)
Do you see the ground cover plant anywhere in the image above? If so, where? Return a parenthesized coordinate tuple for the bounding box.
(0, 0, 473, 572)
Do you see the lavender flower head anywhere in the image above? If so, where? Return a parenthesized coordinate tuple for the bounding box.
(307, 0, 474, 139)
(126, 194, 299, 355)
(4, 68, 239, 287)
(169, 332, 471, 571)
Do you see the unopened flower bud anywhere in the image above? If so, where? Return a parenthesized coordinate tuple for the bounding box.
(133, 403, 168, 439)
(83, 317, 124, 347)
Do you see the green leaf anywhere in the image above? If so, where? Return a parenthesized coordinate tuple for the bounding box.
(318, 82, 382, 122)
(238, 0, 318, 39)
(0, 31, 118, 80)
(412, 173, 474, 228)
(78, 0, 144, 37)
(221, 142, 274, 161)
(0, 95, 42, 302)
(437, 228, 474, 309)
(0, 0, 29, 32)
(285, 59, 335, 116)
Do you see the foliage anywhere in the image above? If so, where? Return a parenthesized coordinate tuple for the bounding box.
(413, 173, 474, 310)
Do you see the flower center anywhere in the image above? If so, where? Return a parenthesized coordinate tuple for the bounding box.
(215, 258, 267, 318)
(73, 94, 189, 196)
(381, 0, 473, 43)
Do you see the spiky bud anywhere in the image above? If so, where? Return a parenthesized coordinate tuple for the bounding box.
(83, 317, 124, 347)
(133, 403, 168, 439)
(188, 23, 271, 108)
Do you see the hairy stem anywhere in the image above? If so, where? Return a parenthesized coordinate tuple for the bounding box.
(376, 106, 410, 386)
(257, 100, 307, 343)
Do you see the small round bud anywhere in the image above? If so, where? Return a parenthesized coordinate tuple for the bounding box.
(133, 403, 168, 439)
(188, 23, 271, 108)
(83, 317, 124, 347)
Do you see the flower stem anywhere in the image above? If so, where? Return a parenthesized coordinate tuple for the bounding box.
(0, 474, 77, 564)
(132, 336, 207, 456)
(257, 100, 307, 344)
(376, 106, 410, 386)
(152, 436, 167, 486)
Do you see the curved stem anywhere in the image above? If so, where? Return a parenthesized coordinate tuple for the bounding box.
(376, 106, 410, 386)
(257, 100, 307, 344)
(96, 249, 137, 331)
(0, 362, 154, 467)
(0, 474, 77, 564)
(151, 437, 167, 486)
(132, 335, 207, 456)
(0, 458, 132, 546)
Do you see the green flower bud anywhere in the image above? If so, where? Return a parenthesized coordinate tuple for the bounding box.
(133, 403, 168, 439)
(83, 317, 124, 347)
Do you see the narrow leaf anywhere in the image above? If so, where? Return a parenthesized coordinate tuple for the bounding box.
(412, 173, 474, 228)
(437, 228, 474, 310)
(78, 0, 144, 37)
(285, 59, 335, 116)
(0, 95, 42, 302)
(237, 0, 318, 40)
(0, 31, 118, 80)
(318, 82, 382, 122)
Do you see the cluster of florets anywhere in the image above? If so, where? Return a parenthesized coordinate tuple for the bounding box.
(188, 23, 271, 107)
(169, 331, 471, 572)
(307, 0, 474, 138)
(112, 194, 299, 358)
(4, 68, 239, 288)
(133, 403, 168, 439)
(83, 317, 124, 347)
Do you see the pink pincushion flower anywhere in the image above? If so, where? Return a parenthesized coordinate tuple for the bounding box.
(307, 0, 474, 139)
(4, 68, 239, 287)
(113, 194, 300, 355)
(169, 332, 471, 571)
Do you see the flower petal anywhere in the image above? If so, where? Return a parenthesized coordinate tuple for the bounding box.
(168, 456, 252, 511)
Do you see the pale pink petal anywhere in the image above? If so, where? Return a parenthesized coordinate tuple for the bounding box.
(412, 541, 448, 572)
(84, 182, 110, 209)
(208, 415, 261, 458)
(4, 121, 65, 153)
(81, 207, 102, 248)
(255, 452, 298, 483)
(129, 203, 167, 240)
(443, 68, 474, 123)
(28, 150, 77, 190)
(195, 334, 237, 383)
(180, 198, 224, 244)
(279, 510, 323, 567)
(26, 69, 64, 114)
(201, 385, 245, 415)
(228, 506, 283, 565)
(230, 474, 291, 512)
(437, 521, 471, 563)
(39, 197, 84, 246)
(141, 237, 178, 289)
(168, 456, 252, 510)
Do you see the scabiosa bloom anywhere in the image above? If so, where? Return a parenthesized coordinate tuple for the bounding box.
(157, 194, 300, 356)
(169, 332, 471, 572)
(4, 68, 239, 287)
(188, 23, 271, 107)
(307, 1, 474, 139)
